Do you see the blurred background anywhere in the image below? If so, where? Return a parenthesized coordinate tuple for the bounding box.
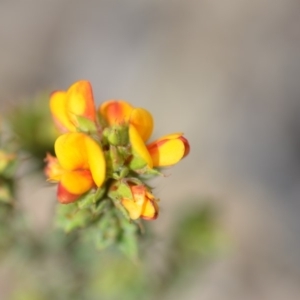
(1, 0, 300, 299)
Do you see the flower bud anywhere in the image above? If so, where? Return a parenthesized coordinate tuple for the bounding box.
(103, 125, 129, 146)
(108, 181, 159, 220)
(99, 100, 153, 142)
(121, 184, 159, 220)
(99, 100, 133, 125)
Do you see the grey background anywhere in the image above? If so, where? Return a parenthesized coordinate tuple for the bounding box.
(1, 0, 300, 299)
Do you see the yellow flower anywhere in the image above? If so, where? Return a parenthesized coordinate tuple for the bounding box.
(99, 100, 153, 142)
(99, 100, 190, 170)
(147, 133, 190, 167)
(121, 184, 159, 220)
(50, 80, 96, 133)
(129, 128, 190, 170)
(45, 132, 106, 203)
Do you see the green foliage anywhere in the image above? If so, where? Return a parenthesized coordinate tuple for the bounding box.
(55, 188, 141, 260)
(172, 204, 225, 261)
(55, 202, 94, 233)
(76, 115, 98, 134)
(8, 93, 57, 165)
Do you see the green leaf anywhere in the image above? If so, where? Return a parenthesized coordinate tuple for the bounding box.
(118, 220, 139, 260)
(94, 186, 106, 202)
(77, 192, 96, 209)
(55, 203, 93, 233)
(92, 212, 119, 250)
(76, 115, 97, 134)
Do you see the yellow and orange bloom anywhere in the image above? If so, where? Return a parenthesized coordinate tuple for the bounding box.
(45, 132, 106, 204)
(121, 184, 159, 220)
(147, 133, 190, 167)
(99, 100, 153, 142)
(99, 100, 189, 170)
(50, 80, 96, 133)
(47, 79, 190, 228)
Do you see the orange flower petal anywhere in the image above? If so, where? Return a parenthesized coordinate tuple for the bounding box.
(50, 91, 76, 132)
(55, 133, 89, 171)
(178, 136, 190, 158)
(84, 134, 106, 187)
(100, 100, 133, 125)
(60, 169, 94, 195)
(129, 108, 153, 142)
(121, 185, 159, 220)
(67, 80, 96, 124)
(147, 133, 189, 167)
(50, 80, 96, 133)
(57, 182, 82, 204)
(130, 185, 146, 205)
(121, 199, 142, 220)
(55, 132, 106, 187)
(140, 198, 159, 220)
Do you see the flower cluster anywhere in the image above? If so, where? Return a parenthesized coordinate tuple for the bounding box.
(45, 80, 189, 222)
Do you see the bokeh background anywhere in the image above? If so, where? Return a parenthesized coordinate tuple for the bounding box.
(1, 0, 300, 299)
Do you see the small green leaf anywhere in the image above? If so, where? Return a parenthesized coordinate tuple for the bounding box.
(94, 186, 106, 202)
(76, 115, 97, 133)
(55, 203, 93, 233)
(77, 192, 96, 209)
(118, 220, 139, 260)
(91, 212, 119, 250)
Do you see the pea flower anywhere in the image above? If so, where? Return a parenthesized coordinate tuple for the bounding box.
(121, 184, 159, 220)
(147, 133, 190, 167)
(100, 100, 153, 142)
(45, 132, 106, 203)
(50, 80, 96, 133)
(46, 79, 190, 235)
(108, 181, 159, 220)
(99, 100, 190, 171)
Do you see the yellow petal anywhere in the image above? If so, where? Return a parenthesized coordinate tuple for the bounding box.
(130, 185, 159, 220)
(84, 134, 106, 187)
(140, 198, 159, 220)
(99, 100, 133, 125)
(55, 133, 89, 171)
(130, 185, 146, 205)
(57, 182, 83, 204)
(60, 170, 94, 195)
(55, 132, 106, 187)
(147, 134, 186, 167)
(67, 80, 96, 125)
(148, 133, 183, 144)
(121, 199, 142, 220)
(50, 91, 76, 132)
(129, 108, 153, 142)
(50, 81, 96, 133)
(129, 125, 153, 168)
